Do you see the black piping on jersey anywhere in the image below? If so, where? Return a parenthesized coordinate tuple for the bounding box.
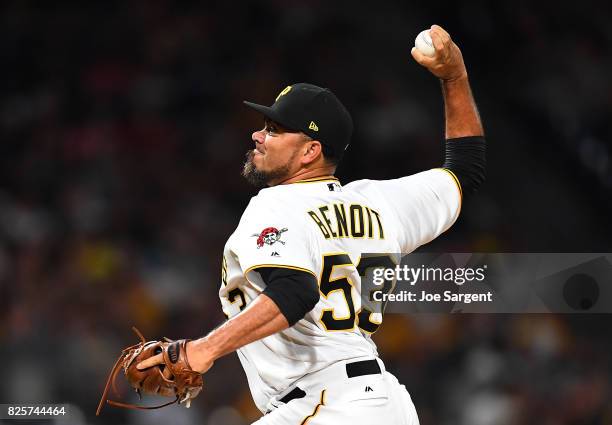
(256, 266, 320, 326)
(442, 136, 486, 197)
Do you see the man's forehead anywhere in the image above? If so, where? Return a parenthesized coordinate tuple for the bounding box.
(264, 118, 280, 127)
(264, 118, 297, 133)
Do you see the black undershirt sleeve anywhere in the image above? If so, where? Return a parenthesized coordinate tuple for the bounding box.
(442, 136, 486, 196)
(258, 267, 320, 326)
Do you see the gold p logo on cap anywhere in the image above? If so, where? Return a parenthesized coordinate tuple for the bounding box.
(275, 85, 292, 102)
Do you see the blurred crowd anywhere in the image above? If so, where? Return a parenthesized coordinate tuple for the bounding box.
(0, 1, 611, 424)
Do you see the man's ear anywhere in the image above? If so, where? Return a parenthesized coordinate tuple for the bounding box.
(301, 140, 323, 165)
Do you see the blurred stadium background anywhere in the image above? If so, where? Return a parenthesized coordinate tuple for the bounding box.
(1, 1, 611, 424)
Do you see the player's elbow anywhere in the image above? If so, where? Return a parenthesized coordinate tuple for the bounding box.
(442, 136, 486, 196)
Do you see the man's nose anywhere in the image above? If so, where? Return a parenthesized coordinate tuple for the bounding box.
(252, 129, 265, 144)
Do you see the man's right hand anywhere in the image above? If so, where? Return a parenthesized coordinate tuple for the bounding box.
(411, 25, 468, 82)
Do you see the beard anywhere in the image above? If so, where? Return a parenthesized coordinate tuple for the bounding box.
(242, 150, 294, 188)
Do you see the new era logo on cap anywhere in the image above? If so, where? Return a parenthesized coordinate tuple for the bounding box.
(309, 121, 319, 132)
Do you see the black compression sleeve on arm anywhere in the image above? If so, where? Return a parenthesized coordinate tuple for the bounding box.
(442, 136, 486, 196)
(258, 267, 320, 326)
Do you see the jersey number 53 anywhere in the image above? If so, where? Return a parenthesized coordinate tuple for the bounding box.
(319, 253, 395, 334)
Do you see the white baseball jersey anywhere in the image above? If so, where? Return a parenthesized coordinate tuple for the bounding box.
(219, 169, 461, 413)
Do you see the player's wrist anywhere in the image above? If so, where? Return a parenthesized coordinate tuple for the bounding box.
(440, 70, 468, 83)
(186, 339, 215, 374)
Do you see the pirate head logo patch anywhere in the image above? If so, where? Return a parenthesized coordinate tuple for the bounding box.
(252, 227, 288, 248)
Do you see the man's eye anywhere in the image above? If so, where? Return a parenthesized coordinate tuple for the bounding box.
(266, 126, 277, 134)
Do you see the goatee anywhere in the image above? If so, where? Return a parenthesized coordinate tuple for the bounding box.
(242, 150, 291, 188)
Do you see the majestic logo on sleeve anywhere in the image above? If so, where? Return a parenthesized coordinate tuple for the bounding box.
(252, 227, 288, 248)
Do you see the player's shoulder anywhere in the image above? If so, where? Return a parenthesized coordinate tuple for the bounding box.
(347, 169, 454, 189)
(248, 186, 297, 209)
(236, 190, 314, 244)
(241, 187, 306, 222)
(344, 170, 460, 206)
(344, 178, 378, 190)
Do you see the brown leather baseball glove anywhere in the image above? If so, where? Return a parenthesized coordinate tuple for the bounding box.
(96, 327, 203, 415)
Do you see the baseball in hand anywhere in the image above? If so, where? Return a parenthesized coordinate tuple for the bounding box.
(414, 30, 435, 57)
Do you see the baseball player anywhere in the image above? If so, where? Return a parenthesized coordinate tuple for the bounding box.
(138, 25, 485, 424)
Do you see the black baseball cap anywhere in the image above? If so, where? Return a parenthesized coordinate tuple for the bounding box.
(244, 83, 353, 157)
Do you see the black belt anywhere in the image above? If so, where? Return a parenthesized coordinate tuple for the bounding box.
(279, 359, 381, 404)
